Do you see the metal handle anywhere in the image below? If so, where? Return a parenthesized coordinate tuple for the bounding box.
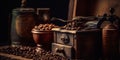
(55, 48, 64, 53)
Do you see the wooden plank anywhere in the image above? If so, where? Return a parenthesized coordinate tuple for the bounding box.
(68, 0, 77, 20)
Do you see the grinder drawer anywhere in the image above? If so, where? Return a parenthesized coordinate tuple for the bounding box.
(52, 43, 73, 59)
(56, 32, 74, 46)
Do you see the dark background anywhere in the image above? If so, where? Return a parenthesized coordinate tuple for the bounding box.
(0, 0, 69, 45)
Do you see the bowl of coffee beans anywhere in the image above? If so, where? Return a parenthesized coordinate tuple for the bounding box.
(31, 24, 58, 50)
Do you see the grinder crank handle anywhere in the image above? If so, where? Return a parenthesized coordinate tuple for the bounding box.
(97, 13, 108, 28)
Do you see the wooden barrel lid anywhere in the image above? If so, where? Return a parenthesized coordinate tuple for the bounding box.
(103, 24, 117, 30)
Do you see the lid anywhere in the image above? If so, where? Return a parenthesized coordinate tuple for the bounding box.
(12, 8, 35, 15)
(13, 8, 35, 12)
(12, 0, 35, 12)
(103, 24, 117, 29)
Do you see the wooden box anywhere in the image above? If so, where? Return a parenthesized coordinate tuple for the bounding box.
(52, 28, 102, 59)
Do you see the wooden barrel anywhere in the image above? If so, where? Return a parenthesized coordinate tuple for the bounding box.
(11, 8, 37, 46)
(102, 24, 119, 59)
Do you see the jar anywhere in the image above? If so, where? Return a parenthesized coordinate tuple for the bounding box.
(11, 8, 37, 46)
(102, 24, 119, 59)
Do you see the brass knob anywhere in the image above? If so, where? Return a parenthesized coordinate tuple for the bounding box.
(61, 34, 70, 44)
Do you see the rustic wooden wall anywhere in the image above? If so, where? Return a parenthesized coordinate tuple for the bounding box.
(94, 0, 120, 16)
(109, 0, 120, 16)
(68, 0, 120, 18)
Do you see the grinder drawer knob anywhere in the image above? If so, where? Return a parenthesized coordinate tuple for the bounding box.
(61, 34, 70, 44)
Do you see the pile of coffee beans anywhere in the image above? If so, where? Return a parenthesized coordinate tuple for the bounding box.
(0, 46, 68, 60)
(62, 20, 86, 30)
(32, 24, 59, 31)
(0, 55, 18, 60)
(60, 16, 88, 30)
